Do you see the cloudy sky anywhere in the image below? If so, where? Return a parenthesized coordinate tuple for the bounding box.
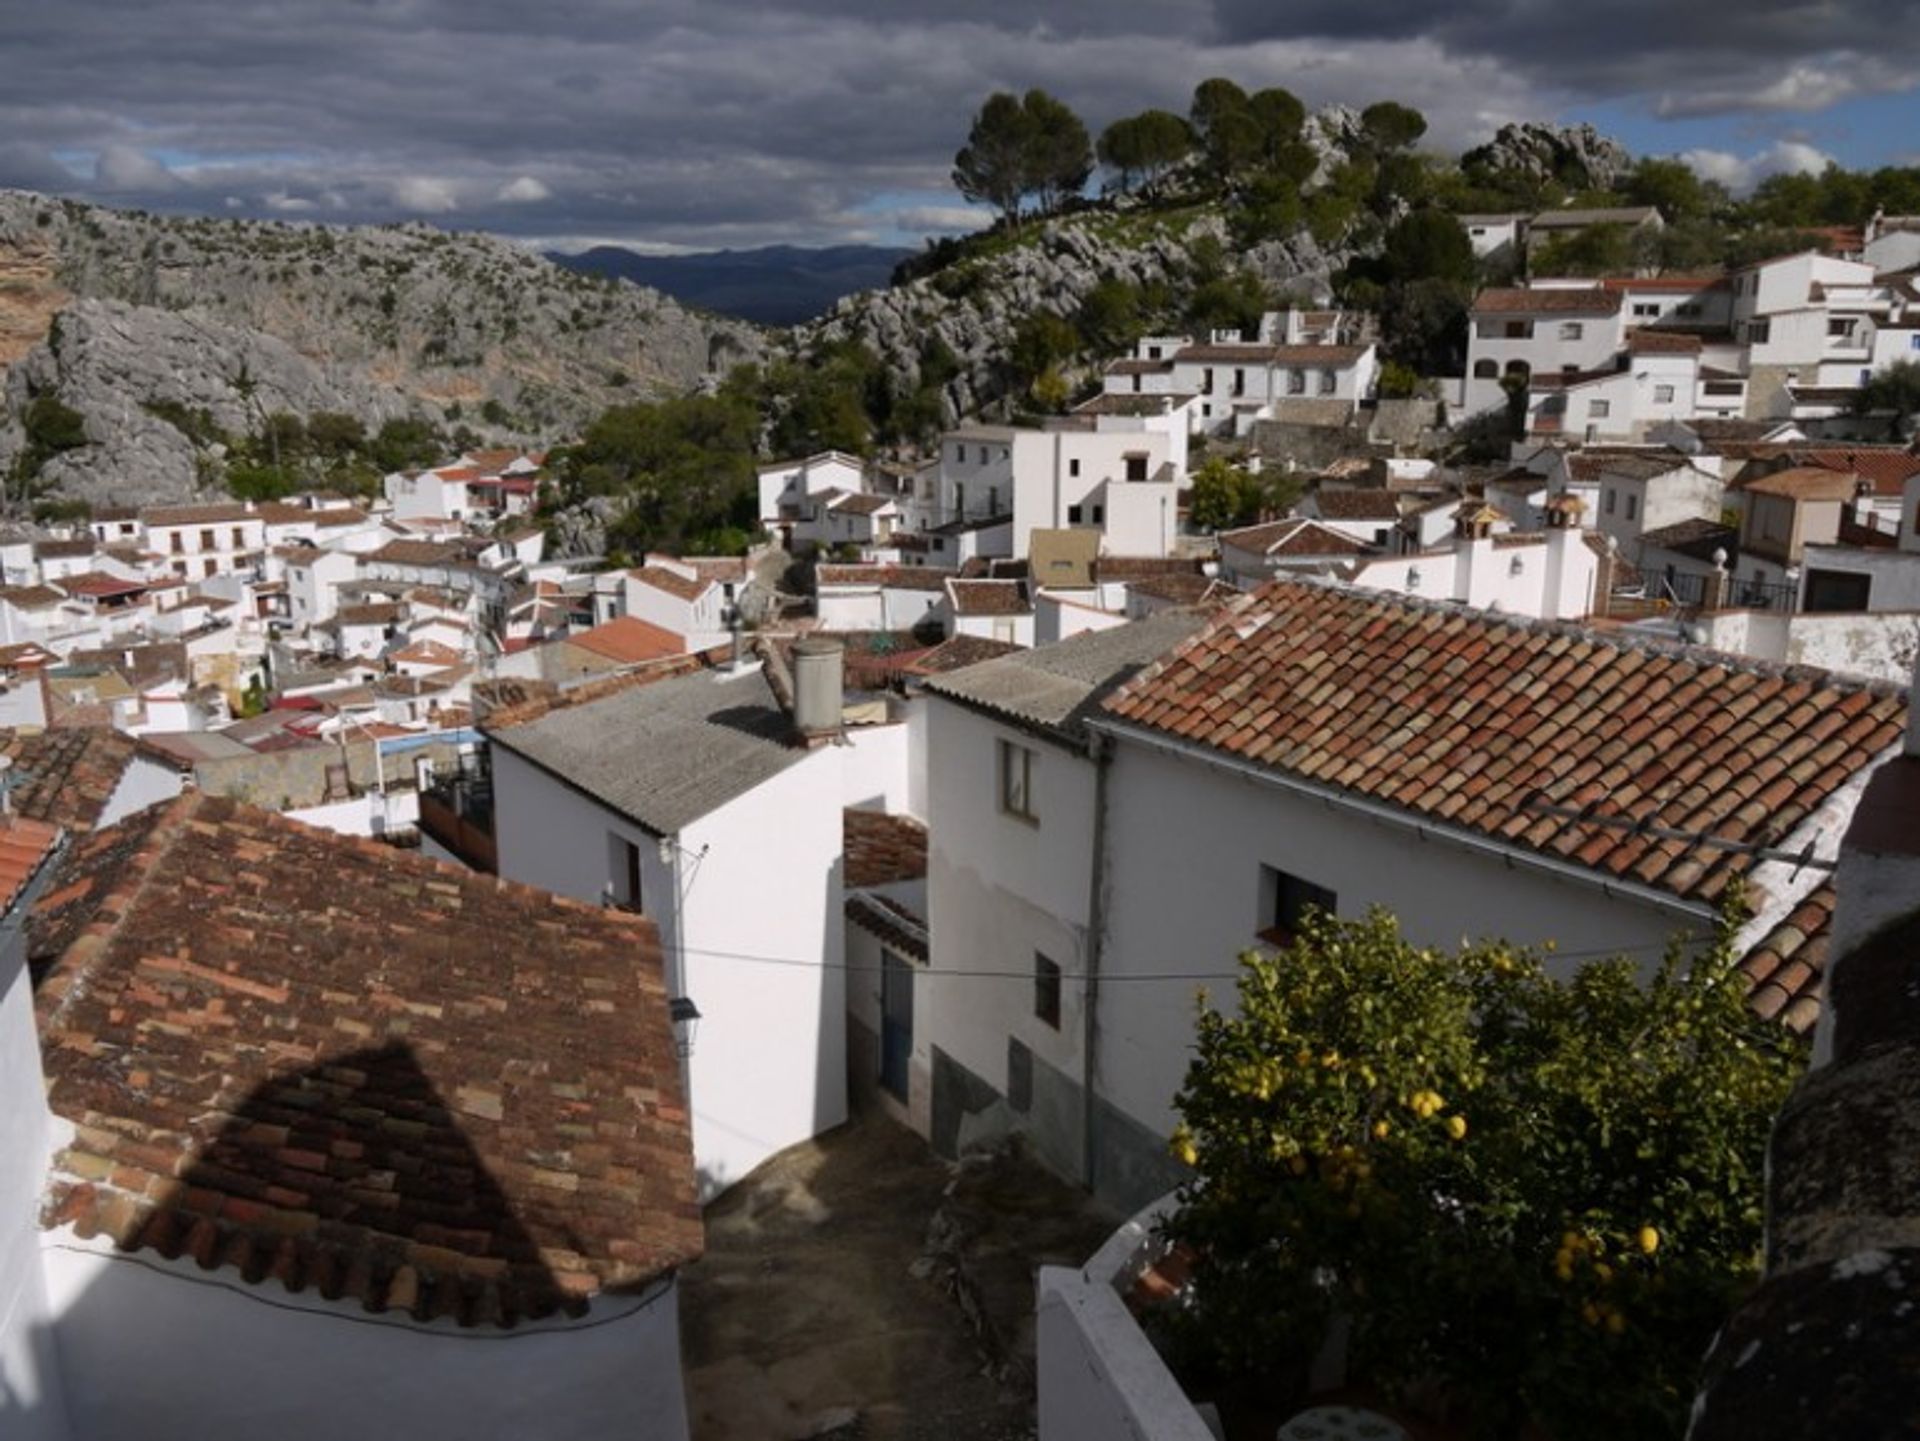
(0, 0, 1914, 254)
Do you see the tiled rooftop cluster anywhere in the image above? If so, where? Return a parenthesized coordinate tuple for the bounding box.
(1103, 580, 1908, 904)
(33, 794, 701, 1328)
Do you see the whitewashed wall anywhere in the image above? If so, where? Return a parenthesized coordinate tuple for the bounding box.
(842, 721, 913, 814)
(678, 748, 846, 1193)
(42, 1240, 687, 1441)
(0, 921, 70, 1441)
(99, 755, 185, 830)
(1036, 1268, 1215, 1441)
(1093, 734, 1711, 1143)
(924, 701, 1096, 1153)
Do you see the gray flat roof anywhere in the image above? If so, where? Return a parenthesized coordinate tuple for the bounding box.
(487, 665, 803, 834)
(922, 610, 1207, 743)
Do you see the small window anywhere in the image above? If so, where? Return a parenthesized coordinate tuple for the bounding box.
(1034, 954, 1061, 1029)
(1909, 335, 1920, 352)
(1147, 346, 1162, 360)
(1069, 458, 1080, 478)
(169, 533, 184, 555)
(1067, 504, 1084, 524)
(199, 529, 215, 550)
(1633, 303, 1658, 317)
(1588, 399, 1611, 418)
(1092, 505, 1105, 524)
(998, 738, 1036, 823)
(1258, 866, 1336, 946)
(1202, 368, 1215, 395)
(1654, 384, 1676, 404)
(1124, 454, 1148, 482)
(1626, 494, 1639, 522)
(608, 834, 643, 911)
(1287, 369, 1306, 395)
(1604, 488, 1617, 515)
(231, 527, 244, 548)
(1559, 321, 1584, 341)
(1472, 359, 1498, 379)
(1319, 369, 1337, 395)
(955, 444, 967, 463)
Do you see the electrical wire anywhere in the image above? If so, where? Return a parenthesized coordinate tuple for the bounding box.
(666, 931, 1717, 983)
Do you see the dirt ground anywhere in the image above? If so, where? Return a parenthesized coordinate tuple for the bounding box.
(679, 1106, 1118, 1441)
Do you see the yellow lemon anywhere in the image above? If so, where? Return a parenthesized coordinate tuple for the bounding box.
(1373, 1120, 1391, 1140)
(1638, 1226, 1660, 1256)
(1446, 1115, 1467, 1141)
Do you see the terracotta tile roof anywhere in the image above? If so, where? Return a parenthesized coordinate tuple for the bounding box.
(1569, 451, 1691, 483)
(1738, 883, 1832, 1034)
(34, 538, 96, 560)
(902, 634, 1025, 674)
(367, 539, 466, 568)
(845, 892, 927, 962)
(946, 579, 1030, 616)
(1627, 329, 1704, 354)
(1637, 518, 1738, 559)
(677, 557, 751, 585)
(56, 571, 148, 600)
(1100, 580, 1908, 905)
(142, 504, 256, 527)
(0, 815, 60, 915)
(1310, 490, 1401, 521)
(1221, 518, 1371, 557)
(388, 638, 465, 667)
(1737, 467, 1861, 501)
(627, 565, 711, 603)
(1106, 358, 1174, 375)
(1176, 343, 1369, 365)
(1472, 286, 1622, 316)
(817, 563, 954, 593)
(336, 602, 404, 627)
(1127, 573, 1240, 605)
(844, 809, 928, 889)
(568, 616, 688, 666)
(0, 728, 139, 834)
(1092, 556, 1207, 582)
(0, 641, 58, 670)
(33, 794, 701, 1326)
(1784, 447, 1920, 497)
(0, 585, 67, 609)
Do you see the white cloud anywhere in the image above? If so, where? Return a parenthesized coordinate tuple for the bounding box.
(263, 189, 317, 213)
(93, 145, 179, 192)
(390, 175, 460, 213)
(890, 204, 992, 235)
(495, 175, 551, 203)
(1677, 139, 1834, 194)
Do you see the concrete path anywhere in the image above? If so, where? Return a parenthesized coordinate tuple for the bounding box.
(680, 1107, 1115, 1441)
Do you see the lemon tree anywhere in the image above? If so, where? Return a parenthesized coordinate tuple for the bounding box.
(1161, 906, 1801, 1440)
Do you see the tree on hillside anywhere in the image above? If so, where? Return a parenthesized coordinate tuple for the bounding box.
(953, 89, 1093, 225)
(1624, 157, 1721, 222)
(1359, 100, 1428, 153)
(1190, 78, 1261, 184)
(1187, 454, 1261, 531)
(1098, 110, 1194, 193)
(953, 92, 1036, 226)
(1160, 906, 1799, 1441)
(1023, 89, 1094, 213)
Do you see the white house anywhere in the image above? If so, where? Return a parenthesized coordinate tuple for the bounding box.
(757, 451, 868, 533)
(26, 793, 704, 1441)
(1347, 501, 1604, 621)
(622, 563, 728, 651)
(914, 613, 1211, 1182)
(1215, 518, 1371, 588)
(934, 426, 1180, 561)
(282, 546, 360, 629)
(482, 648, 859, 1194)
(815, 564, 951, 634)
(918, 578, 1905, 1209)
(383, 463, 480, 521)
(1465, 287, 1625, 419)
(1165, 341, 1379, 436)
(1582, 450, 1726, 550)
(141, 504, 268, 583)
(940, 578, 1034, 647)
(1457, 212, 1527, 258)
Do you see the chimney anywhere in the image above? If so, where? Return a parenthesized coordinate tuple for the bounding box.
(1453, 503, 1501, 606)
(1542, 492, 1593, 620)
(790, 637, 844, 748)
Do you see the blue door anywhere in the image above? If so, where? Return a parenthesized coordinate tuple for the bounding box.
(880, 952, 913, 1102)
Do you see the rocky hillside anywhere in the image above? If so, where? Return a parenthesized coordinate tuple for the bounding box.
(805, 210, 1342, 422)
(0, 191, 763, 506)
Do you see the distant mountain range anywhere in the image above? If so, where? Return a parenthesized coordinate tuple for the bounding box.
(549, 244, 914, 327)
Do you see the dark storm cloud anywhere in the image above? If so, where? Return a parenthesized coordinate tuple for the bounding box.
(0, 1, 1907, 248)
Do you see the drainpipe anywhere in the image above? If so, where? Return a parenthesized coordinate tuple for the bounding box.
(1080, 729, 1113, 1194)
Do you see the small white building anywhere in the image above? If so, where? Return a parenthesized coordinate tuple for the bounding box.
(757, 451, 868, 533)
(1348, 501, 1604, 621)
(622, 563, 728, 651)
(1215, 518, 1371, 588)
(483, 650, 857, 1194)
(141, 504, 268, 583)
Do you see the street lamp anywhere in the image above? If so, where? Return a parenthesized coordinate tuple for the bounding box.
(668, 996, 701, 1058)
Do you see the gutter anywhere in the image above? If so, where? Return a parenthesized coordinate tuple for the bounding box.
(1084, 716, 1719, 926)
(1081, 729, 1112, 1193)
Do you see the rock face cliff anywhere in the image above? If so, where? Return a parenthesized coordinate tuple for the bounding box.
(804, 212, 1344, 425)
(1461, 123, 1635, 196)
(0, 191, 763, 505)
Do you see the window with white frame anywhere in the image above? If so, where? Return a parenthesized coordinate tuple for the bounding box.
(1258, 865, 1336, 945)
(1560, 321, 1585, 340)
(1654, 384, 1676, 403)
(1588, 398, 1611, 418)
(997, 738, 1036, 823)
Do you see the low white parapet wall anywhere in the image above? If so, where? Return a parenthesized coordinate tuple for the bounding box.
(1036, 1189, 1217, 1441)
